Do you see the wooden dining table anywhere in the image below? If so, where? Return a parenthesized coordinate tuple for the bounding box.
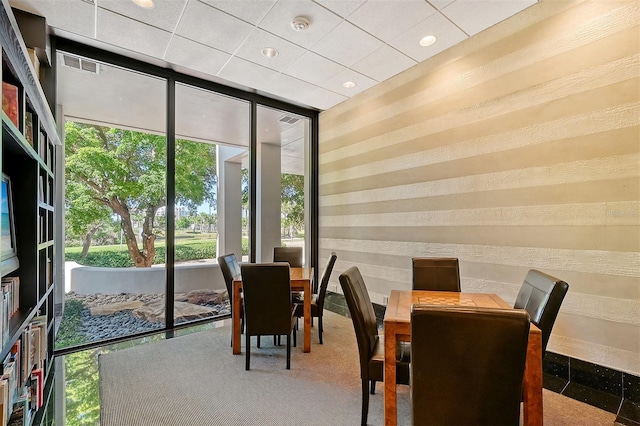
(383, 290, 543, 426)
(232, 267, 314, 354)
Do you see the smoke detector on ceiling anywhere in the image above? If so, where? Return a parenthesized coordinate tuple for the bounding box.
(291, 16, 310, 31)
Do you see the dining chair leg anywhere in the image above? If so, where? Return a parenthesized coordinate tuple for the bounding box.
(257, 336, 261, 348)
(318, 316, 324, 344)
(286, 333, 291, 370)
(245, 333, 251, 370)
(370, 380, 376, 394)
(293, 327, 297, 347)
(361, 378, 369, 426)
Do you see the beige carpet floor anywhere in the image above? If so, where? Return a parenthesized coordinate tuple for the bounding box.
(99, 310, 616, 425)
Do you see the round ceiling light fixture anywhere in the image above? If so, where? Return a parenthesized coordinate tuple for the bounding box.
(342, 81, 356, 89)
(419, 35, 437, 47)
(261, 47, 279, 58)
(132, 0, 154, 8)
(291, 16, 310, 31)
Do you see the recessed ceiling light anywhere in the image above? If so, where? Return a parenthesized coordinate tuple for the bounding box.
(419, 35, 437, 47)
(132, 0, 154, 8)
(261, 47, 279, 58)
(343, 81, 356, 89)
(291, 16, 310, 31)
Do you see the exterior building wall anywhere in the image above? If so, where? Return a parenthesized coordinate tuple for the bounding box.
(318, 0, 639, 374)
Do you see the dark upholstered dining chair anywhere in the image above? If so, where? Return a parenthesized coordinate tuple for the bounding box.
(274, 246, 304, 313)
(273, 246, 303, 268)
(218, 253, 242, 344)
(339, 266, 410, 426)
(294, 252, 337, 344)
(410, 305, 530, 425)
(514, 269, 569, 354)
(241, 263, 297, 370)
(411, 257, 461, 291)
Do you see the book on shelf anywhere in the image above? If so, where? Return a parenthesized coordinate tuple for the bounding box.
(26, 49, 39, 80)
(46, 258, 52, 288)
(1, 82, 18, 128)
(24, 112, 33, 148)
(0, 277, 19, 349)
(7, 393, 29, 426)
(38, 131, 46, 163)
(0, 379, 8, 426)
(28, 368, 42, 411)
(38, 176, 44, 203)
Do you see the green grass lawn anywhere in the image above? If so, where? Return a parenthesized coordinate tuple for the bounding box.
(65, 233, 250, 267)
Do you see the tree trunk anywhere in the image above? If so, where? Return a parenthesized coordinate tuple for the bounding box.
(140, 207, 157, 267)
(80, 224, 102, 258)
(109, 202, 150, 268)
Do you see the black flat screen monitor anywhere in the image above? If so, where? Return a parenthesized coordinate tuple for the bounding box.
(1, 173, 19, 276)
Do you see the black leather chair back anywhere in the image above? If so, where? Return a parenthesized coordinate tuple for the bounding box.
(273, 246, 303, 268)
(218, 253, 240, 296)
(338, 266, 379, 380)
(514, 269, 569, 353)
(316, 252, 337, 311)
(412, 257, 461, 291)
(241, 263, 293, 336)
(411, 305, 530, 425)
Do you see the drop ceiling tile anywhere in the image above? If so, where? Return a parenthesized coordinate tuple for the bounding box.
(297, 86, 347, 110)
(96, 8, 173, 58)
(176, 0, 255, 54)
(351, 45, 416, 82)
(260, 73, 318, 105)
(199, 0, 276, 25)
(11, 0, 95, 39)
(97, 0, 186, 32)
(235, 28, 306, 72)
(323, 68, 376, 97)
(347, 0, 437, 43)
(283, 51, 345, 86)
(390, 11, 467, 62)
(164, 36, 231, 76)
(441, 0, 537, 36)
(258, 0, 343, 49)
(311, 20, 383, 67)
(313, 0, 365, 18)
(427, 0, 455, 10)
(218, 56, 280, 92)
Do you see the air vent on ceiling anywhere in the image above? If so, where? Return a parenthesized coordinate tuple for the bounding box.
(62, 54, 100, 74)
(279, 115, 300, 125)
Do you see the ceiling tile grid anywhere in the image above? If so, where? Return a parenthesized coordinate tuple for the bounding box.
(10, 0, 538, 111)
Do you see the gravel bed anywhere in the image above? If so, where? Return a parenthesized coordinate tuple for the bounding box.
(66, 292, 231, 342)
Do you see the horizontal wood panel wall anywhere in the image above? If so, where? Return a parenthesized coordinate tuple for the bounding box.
(318, 0, 639, 374)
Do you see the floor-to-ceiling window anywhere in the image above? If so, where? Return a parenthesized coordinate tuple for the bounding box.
(256, 105, 310, 266)
(173, 83, 249, 325)
(58, 54, 168, 349)
(54, 42, 317, 353)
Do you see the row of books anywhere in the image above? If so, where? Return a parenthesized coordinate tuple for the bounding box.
(0, 316, 47, 426)
(2, 82, 51, 167)
(0, 278, 20, 349)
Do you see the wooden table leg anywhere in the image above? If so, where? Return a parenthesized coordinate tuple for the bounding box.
(303, 281, 311, 353)
(384, 324, 398, 426)
(232, 281, 241, 355)
(523, 327, 543, 425)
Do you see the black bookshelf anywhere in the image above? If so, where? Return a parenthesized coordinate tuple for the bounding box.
(0, 0, 58, 424)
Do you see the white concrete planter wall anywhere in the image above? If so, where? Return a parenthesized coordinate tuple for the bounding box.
(70, 261, 227, 295)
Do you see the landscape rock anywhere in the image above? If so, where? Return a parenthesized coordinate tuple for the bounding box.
(132, 300, 218, 323)
(185, 289, 227, 305)
(90, 300, 144, 316)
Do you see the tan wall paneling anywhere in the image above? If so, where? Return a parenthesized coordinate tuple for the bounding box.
(318, 0, 640, 374)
